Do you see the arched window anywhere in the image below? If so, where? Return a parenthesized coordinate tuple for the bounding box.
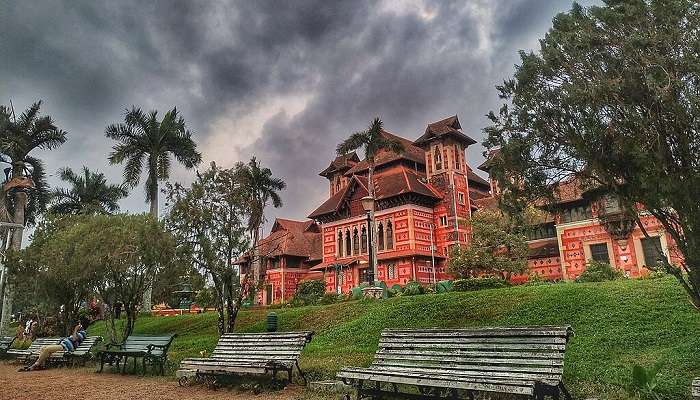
(361, 225, 368, 253)
(386, 221, 393, 250)
(377, 223, 385, 251)
(337, 230, 343, 257)
(434, 146, 442, 170)
(353, 228, 359, 255)
(345, 229, 351, 257)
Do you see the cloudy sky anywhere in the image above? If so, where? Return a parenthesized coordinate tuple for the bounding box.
(1, 0, 598, 232)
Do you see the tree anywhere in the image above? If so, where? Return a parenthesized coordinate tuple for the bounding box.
(49, 166, 128, 215)
(484, 0, 700, 308)
(5, 215, 98, 335)
(105, 106, 201, 312)
(232, 157, 285, 287)
(336, 117, 403, 282)
(165, 162, 251, 334)
(448, 208, 529, 280)
(0, 100, 67, 333)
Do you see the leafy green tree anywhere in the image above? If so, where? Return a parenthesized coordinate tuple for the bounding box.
(448, 209, 529, 280)
(105, 106, 201, 312)
(165, 162, 251, 334)
(0, 100, 66, 333)
(484, 0, 700, 308)
(336, 117, 403, 282)
(49, 166, 128, 215)
(233, 157, 285, 287)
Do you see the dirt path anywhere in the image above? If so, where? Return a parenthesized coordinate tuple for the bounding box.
(0, 362, 318, 400)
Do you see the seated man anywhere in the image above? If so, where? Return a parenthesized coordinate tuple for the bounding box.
(19, 319, 88, 371)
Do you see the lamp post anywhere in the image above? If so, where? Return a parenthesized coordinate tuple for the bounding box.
(361, 195, 376, 285)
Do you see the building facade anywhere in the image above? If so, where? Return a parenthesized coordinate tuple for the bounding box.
(240, 115, 680, 304)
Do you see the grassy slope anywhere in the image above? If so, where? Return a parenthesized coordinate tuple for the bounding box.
(89, 277, 700, 399)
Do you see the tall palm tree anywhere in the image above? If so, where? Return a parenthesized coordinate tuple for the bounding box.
(336, 117, 403, 284)
(0, 100, 67, 333)
(234, 157, 286, 285)
(49, 166, 128, 215)
(106, 106, 201, 312)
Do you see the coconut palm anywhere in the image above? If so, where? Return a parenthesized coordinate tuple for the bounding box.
(49, 166, 128, 215)
(0, 100, 66, 332)
(106, 106, 201, 312)
(336, 117, 403, 284)
(234, 157, 285, 283)
(105, 106, 201, 217)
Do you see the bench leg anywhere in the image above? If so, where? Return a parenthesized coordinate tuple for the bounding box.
(559, 383, 572, 400)
(295, 361, 307, 386)
(142, 356, 147, 376)
(98, 353, 105, 373)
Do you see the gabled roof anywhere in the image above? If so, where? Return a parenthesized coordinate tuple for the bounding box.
(467, 167, 490, 189)
(258, 218, 322, 260)
(343, 130, 425, 176)
(308, 175, 369, 219)
(319, 152, 360, 177)
(477, 148, 501, 172)
(414, 115, 477, 147)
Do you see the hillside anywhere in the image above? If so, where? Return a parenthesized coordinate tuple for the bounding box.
(89, 278, 700, 399)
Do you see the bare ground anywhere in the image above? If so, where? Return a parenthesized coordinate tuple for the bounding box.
(0, 362, 327, 400)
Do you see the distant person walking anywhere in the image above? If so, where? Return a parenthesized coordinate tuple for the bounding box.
(19, 318, 88, 372)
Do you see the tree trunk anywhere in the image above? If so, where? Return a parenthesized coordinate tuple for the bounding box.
(225, 273, 234, 333)
(368, 164, 378, 285)
(141, 182, 159, 314)
(251, 228, 261, 304)
(0, 191, 26, 334)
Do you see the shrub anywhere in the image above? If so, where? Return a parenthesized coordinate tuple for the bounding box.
(525, 273, 551, 286)
(319, 292, 340, 305)
(293, 280, 326, 306)
(577, 261, 624, 283)
(436, 280, 454, 293)
(453, 277, 509, 292)
(403, 281, 425, 296)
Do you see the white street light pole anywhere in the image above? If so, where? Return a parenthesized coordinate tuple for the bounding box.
(430, 223, 436, 284)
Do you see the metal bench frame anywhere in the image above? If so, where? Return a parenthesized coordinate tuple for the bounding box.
(0, 336, 17, 357)
(98, 334, 177, 375)
(338, 326, 574, 400)
(177, 331, 314, 387)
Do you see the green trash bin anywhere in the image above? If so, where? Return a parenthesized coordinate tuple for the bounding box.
(266, 312, 278, 332)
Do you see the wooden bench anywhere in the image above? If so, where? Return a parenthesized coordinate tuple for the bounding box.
(98, 334, 176, 375)
(177, 331, 314, 387)
(6, 337, 60, 363)
(0, 336, 17, 356)
(45, 336, 103, 366)
(338, 326, 574, 400)
(693, 378, 699, 400)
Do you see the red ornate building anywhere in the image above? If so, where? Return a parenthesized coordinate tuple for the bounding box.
(240, 115, 681, 304)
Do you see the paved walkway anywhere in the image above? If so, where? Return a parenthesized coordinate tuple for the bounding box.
(0, 362, 315, 400)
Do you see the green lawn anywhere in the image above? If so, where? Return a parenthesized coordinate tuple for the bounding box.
(89, 277, 700, 399)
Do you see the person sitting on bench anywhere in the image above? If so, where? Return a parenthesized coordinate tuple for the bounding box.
(19, 318, 88, 371)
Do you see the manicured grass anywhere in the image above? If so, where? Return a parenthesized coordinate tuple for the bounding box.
(89, 277, 700, 399)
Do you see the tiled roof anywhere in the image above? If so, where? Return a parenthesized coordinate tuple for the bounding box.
(467, 167, 490, 189)
(257, 218, 322, 259)
(553, 177, 587, 204)
(307, 175, 369, 219)
(319, 152, 359, 177)
(477, 148, 501, 172)
(472, 196, 499, 210)
(343, 130, 426, 176)
(414, 115, 477, 147)
(528, 239, 560, 259)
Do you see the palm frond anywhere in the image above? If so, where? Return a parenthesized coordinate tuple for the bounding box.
(336, 131, 368, 156)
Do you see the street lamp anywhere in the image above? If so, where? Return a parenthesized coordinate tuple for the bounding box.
(360, 195, 376, 285)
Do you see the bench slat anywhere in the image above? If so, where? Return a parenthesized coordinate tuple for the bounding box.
(692, 378, 700, 399)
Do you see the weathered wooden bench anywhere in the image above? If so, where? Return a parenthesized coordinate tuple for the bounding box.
(692, 378, 699, 400)
(177, 331, 314, 387)
(338, 326, 574, 400)
(0, 336, 17, 356)
(45, 336, 103, 366)
(98, 334, 176, 375)
(6, 337, 60, 362)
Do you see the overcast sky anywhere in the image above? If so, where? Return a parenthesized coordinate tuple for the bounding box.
(1, 0, 599, 234)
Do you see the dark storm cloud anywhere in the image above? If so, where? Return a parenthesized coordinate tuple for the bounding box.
(0, 0, 602, 229)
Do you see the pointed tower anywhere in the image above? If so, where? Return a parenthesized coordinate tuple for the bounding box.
(414, 115, 477, 253)
(319, 152, 360, 197)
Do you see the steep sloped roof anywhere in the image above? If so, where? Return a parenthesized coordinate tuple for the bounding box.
(414, 115, 477, 147)
(258, 218, 322, 259)
(343, 130, 425, 176)
(477, 148, 501, 172)
(307, 175, 369, 219)
(319, 152, 359, 177)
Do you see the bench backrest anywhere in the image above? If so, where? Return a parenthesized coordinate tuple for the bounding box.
(26, 337, 61, 354)
(209, 331, 314, 365)
(0, 336, 15, 351)
(72, 336, 103, 356)
(693, 378, 699, 399)
(121, 335, 176, 356)
(373, 326, 573, 386)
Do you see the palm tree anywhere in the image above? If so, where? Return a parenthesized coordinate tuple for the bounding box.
(0, 100, 67, 333)
(336, 117, 403, 284)
(234, 157, 286, 285)
(49, 166, 128, 215)
(106, 106, 202, 217)
(106, 106, 201, 312)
